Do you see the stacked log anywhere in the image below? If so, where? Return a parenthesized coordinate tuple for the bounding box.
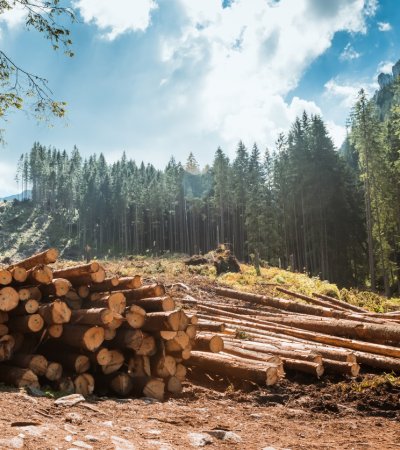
(0, 249, 283, 399)
(0, 249, 205, 399)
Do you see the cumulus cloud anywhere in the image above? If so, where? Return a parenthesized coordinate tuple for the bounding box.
(340, 43, 361, 61)
(160, 0, 375, 149)
(324, 79, 360, 107)
(377, 60, 394, 74)
(324, 78, 378, 108)
(0, 4, 26, 28)
(378, 21, 391, 31)
(74, 0, 158, 39)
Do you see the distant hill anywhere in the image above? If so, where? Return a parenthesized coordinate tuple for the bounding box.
(0, 190, 32, 202)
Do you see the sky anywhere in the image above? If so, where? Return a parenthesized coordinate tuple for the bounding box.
(0, 0, 399, 196)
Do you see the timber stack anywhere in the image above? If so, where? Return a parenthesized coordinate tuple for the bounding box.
(0, 248, 205, 400)
(2, 248, 400, 399)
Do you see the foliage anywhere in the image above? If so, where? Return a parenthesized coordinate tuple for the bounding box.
(0, 1, 75, 130)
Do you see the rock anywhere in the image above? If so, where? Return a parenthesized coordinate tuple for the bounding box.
(147, 441, 175, 450)
(26, 386, 46, 397)
(0, 436, 24, 449)
(188, 432, 214, 447)
(111, 436, 136, 450)
(85, 435, 100, 442)
(393, 60, 400, 79)
(206, 430, 242, 443)
(65, 412, 83, 425)
(72, 440, 93, 449)
(378, 72, 392, 89)
(55, 394, 86, 406)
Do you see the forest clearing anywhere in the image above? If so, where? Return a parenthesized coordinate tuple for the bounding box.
(0, 249, 399, 449)
(1, 1, 400, 449)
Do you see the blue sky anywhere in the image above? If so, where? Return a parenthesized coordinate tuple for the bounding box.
(0, 0, 399, 196)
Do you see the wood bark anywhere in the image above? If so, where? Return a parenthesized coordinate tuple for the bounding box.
(189, 350, 279, 386)
(27, 265, 53, 285)
(9, 353, 48, 376)
(60, 325, 105, 352)
(53, 262, 100, 278)
(119, 284, 165, 301)
(125, 296, 175, 312)
(40, 278, 72, 297)
(0, 365, 39, 388)
(38, 300, 71, 324)
(7, 314, 44, 333)
(193, 334, 224, 353)
(8, 248, 58, 271)
(70, 308, 114, 326)
(312, 292, 369, 314)
(198, 313, 400, 359)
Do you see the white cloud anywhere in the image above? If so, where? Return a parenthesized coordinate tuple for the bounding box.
(377, 60, 394, 74)
(0, 4, 27, 28)
(74, 0, 158, 39)
(161, 0, 375, 150)
(0, 162, 19, 197)
(326, 120, 347, 148)
(378, 21, 391, 32)
(324, 78, 377, 107)
(340, 43, 361, 61)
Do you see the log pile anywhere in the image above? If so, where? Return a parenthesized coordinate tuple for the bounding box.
(181, 285, 400, 380)
(0, 249, 201, 400)
(2, 248, 399, 399)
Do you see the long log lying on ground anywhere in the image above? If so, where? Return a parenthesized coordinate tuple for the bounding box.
(197, 301, 400, 344)
(225, 331, 357, 363)
(214, 287, 372, 322)
(189, 350, 280, 386)
(311, 292, 369, 314)
(197, 312, 400, 359)
(222, 336, 323, 364)
(276, 287, 348, 311)
(248, 314, 400, 344)
(8, 248, 59, 271)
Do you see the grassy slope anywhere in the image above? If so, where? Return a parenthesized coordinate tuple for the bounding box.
(93, 255, 400, 313)
(0, 202, 75, 260)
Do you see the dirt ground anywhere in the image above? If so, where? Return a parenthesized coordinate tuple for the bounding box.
(0, 376, 399, 450)
(1, 259, 399, 450)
